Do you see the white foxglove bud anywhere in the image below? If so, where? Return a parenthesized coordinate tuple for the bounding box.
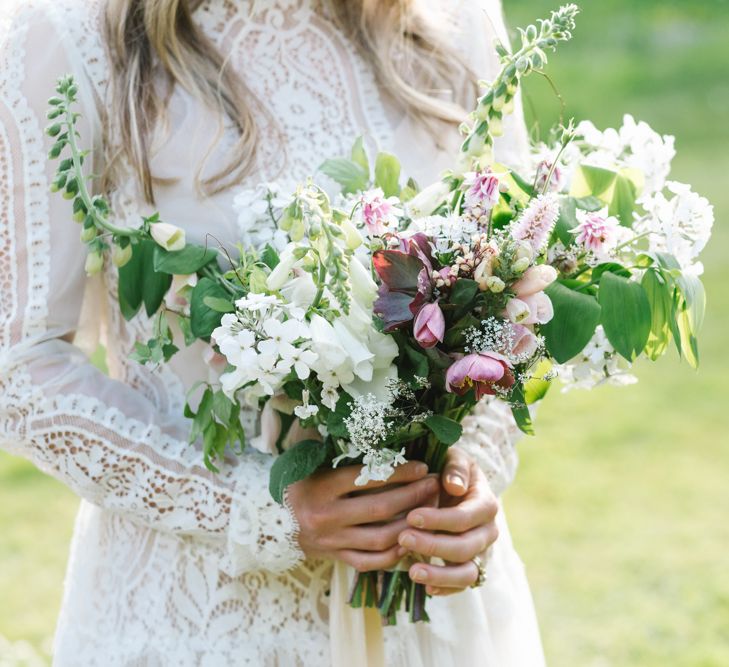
(80, 225, 97, 243)
(512, 256, 531, 273)
(84, 251, 104, 276)
(150, 222, 186, 252)
(112, 243, 133, 268)
(486, 276, 506, 293)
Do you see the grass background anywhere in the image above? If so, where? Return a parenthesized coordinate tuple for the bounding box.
(1, 0, 727, 664)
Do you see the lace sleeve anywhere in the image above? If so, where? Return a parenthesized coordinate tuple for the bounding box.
(0, 2, 303, 576)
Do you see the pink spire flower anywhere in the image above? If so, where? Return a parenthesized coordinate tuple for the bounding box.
(359, 188, 402, 237)
(571, 207, 620, 255)
(511, 194, 560, 253)
(445, 352, 514, 399)
(413, 301, 445, 349)
(463, 168, 502, 211)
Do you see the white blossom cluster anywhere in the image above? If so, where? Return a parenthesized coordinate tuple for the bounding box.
(634, 181, 714, 275)
(211, 293, 317, 405)
(410, 214, 479, 254)
(232, 182, 293, 252)
(554, 325, 638, 392)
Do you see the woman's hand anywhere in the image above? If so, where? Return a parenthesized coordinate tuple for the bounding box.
(398, 447, 499, 595)
(287, 461, 440, 571)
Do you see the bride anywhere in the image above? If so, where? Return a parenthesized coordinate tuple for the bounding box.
(0, 0, 545, 664)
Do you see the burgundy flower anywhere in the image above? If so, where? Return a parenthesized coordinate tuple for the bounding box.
(413, 301, 445, 349)
(445, 352, 515, 399)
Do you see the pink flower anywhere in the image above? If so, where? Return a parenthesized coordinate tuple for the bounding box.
(445, 352, 515, 399)
(534, 160, 564, 193)
(512, 264, 558, 298)
(463, 169, 502, 211)
(571, 208, 620, 254)
(511, 194, 560, 252)
(510, 324, 540, 358)
(413, 301, 445, 349)
(520, 292, 554, 325)
(359, 188, 402, 236)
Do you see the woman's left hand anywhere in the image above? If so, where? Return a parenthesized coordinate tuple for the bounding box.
(397, 447, 498, 596)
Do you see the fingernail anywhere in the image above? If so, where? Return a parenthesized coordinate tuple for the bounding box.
(414, 462, 428, 476)
(410, 514, 425, 528)
(396, 546, 407, 558)
(412, 567, 428, 582)
(446, 474, 465, 490)
(399, 534, 415, 549)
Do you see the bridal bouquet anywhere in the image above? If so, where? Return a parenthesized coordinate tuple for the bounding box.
(47, 4, 712, 623)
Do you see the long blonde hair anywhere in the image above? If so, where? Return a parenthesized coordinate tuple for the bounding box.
(103, 0, 477, 203)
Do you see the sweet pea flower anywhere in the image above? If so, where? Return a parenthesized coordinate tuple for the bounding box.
(512, 264, 558, 298)
(445, 352, 514, 399)
(463, 168, 502, 211)
(150, 222, 186, 252)
(571, 207, 620, 255)
(359, 188, 402, 236)
(413, 301, 445, 349)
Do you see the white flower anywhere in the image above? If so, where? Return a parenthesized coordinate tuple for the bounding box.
(354, 448, 408, 487)
(233, 183, 292, 251)
(321, 384, 339, 410)
(635, 181, 714, 275)
(406, 180, 450, 217)
(235, 293, 281, 312)
(150, 222, 186, 251)
(293, 390, 319, 420)
(266, 245, 301, 291)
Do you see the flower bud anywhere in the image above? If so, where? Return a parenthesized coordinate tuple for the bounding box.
(512, 257, 530, 273)
(514, 242, 535, 262)
(112, 243, 133, 268)
(80, 225, 97, 243)
(473, 257, 494, 290)
(505, 297, 530, 324)
(150, 222, 186, 252)
(266, 245, 299, 291)
(84, 251, 104, 276)
(413, 302, 445, 349)
(486, 276, 505, 293)
(340, 218, 363, 251)
(490, 116, 504, 137)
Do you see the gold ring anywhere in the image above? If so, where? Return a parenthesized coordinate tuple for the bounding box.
(470, 555, 487, 588)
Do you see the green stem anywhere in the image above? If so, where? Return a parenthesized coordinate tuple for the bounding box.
(62, 102, 143, 240)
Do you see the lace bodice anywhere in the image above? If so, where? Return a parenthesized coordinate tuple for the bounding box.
(0, 0, 530, 664)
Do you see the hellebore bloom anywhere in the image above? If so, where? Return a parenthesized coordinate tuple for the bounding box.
(413, 301, 445, 349)
(445, 352, 515, 399)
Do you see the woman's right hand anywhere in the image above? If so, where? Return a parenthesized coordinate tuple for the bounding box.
(286, 462, 439, 571)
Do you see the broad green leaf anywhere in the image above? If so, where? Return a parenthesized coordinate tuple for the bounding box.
(326, 393, 351, 438)
(449, 279, 479, 307)
(153, 244, 218, 275)
(676, 274, 706, 335)
(598, 272, 651, 361)
(552, 197, 578, 246)
(510, 387, 534, 435)
(319, 158, 368, 194)
(676, 304, 700, 369)
(121, 239, 171, 318)
(641, 268, 673, 360)
(374, 152, 401, 198)
(190, 277, 229, 339)
(203, 296, 235, 313)
(269, 439, 329, 504)
(424, 414, 463, 445)
(608, 172, 639, 227)
(541, 282, 602, 363)
(350, 136, 370, 176)
(570, 164, 617, 199)
(524, 360, 553, 404)
(591, 262, 632, 282)
(260, 244, 280, 270)
(573, 196, 604, 212)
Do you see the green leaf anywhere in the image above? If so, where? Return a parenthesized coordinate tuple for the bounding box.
(572, 164, 617, 198)
(511, 404, 535, 435)
(608, 172, 638, 227)
(269, 439, 329, 504)
(260, 244, 280, 270)
(190, 277, 229, 339)
(641, 268, 673, 360)
(327, 393, 352, 439)
(424, 414, 462, 445)
(524, 360, 552, 404)
(203, 296, 235, 313)
(319, 158, 368, 194)
(350, 136, 370, 176)
(676, 274, 706, 335)
(153, 244, 218, 275)
(119, 239, 172, 319)
(552, 197, 578, 246)
(541, 282, 602, 363)
(591, 262, 632, 282)
(574, 196, 604, 212)
(374, 152, 401, 198)
(449, 279, 479, 307)
(598, 272, 652, 361)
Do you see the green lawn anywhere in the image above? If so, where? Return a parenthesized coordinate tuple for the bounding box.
(1, 1, 728, 664)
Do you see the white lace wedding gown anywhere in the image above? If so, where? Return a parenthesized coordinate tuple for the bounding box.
(0, 0, 545, 664)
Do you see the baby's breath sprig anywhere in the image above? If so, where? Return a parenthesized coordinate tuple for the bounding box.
(47, 76, 144, 273)
(460, 4, 580, 166)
